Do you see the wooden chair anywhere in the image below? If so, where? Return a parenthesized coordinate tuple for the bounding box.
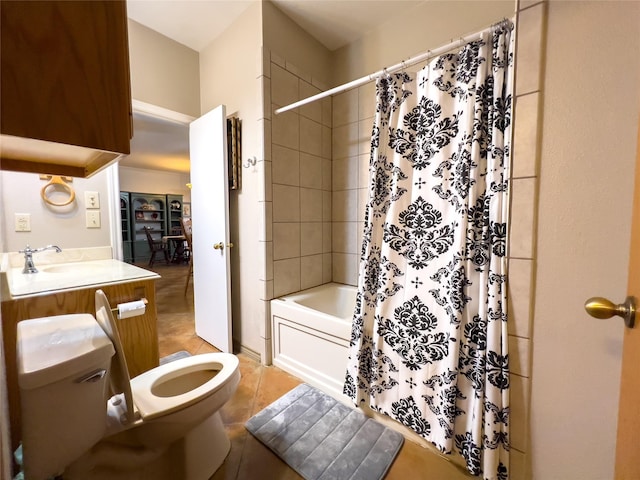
(143, 226, 169, 267)
(180, 217, 193, 295)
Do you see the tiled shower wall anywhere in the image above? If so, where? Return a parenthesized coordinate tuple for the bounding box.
(267, 54, 333, 298)
(261, 1, 543, 476)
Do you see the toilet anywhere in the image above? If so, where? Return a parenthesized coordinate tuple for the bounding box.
(16, 289, 240, 480)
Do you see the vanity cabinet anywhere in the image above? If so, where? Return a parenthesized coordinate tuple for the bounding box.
(0, 0, 132, 178)
(1, 278, 159, 454)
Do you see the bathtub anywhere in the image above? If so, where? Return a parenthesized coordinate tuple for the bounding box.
(271, 283, 357, 399)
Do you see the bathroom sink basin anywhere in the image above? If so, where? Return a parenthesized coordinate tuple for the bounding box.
(41, 264, 99, 274)
(6, 258, 159, 298)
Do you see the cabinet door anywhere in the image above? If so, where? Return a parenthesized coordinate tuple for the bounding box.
(0, 0, 132, 176)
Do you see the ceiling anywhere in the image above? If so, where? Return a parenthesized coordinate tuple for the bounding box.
(120, 0, 424, 174)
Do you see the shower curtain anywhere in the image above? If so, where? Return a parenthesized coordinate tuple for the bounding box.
(344, 22, 514, 480)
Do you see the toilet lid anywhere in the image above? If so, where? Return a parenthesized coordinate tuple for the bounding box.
(95, 290, 136, 423)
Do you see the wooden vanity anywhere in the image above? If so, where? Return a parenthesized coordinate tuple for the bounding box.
(1, 263, 160, 454)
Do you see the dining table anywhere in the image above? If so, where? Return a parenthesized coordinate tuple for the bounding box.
(162, 234, 187, 263)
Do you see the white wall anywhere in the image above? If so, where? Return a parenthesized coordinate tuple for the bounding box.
(332, 1, 514, 86)
(119, 165, 191, 201)
(199, 2, 264, 357)
(0, 169, 113, 253)
(531, 2, 640, 478)
(128, 19, 201, 118)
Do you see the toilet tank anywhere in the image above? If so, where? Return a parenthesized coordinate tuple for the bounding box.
(17, 313, 115, 480)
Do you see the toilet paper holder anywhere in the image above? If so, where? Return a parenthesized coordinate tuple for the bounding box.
(111, 298, 148, 319)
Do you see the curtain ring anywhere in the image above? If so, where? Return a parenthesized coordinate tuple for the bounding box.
(40, 175, 76, 207)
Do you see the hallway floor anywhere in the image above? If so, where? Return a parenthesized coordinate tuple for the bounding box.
(149, 263, 471, 480)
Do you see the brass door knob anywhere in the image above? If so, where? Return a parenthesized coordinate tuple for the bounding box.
(213, 242, 224, 250)
(584, 296, 636, 328)
(227, 242, 234, 248)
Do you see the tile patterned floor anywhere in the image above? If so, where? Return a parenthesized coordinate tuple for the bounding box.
(149, 263, 471, 480)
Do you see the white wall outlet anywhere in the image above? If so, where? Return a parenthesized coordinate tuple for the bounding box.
(86, 210, 101, 228)
(85, 191, 100, 209)
(14, 213, 31, 232)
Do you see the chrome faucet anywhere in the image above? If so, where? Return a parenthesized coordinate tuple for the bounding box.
(19, 244, 62, 274)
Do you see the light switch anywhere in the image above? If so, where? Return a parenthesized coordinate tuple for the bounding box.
(86, 211, 101, 228)
(15, 213, 31, 232)
(85, 191, 100, 209)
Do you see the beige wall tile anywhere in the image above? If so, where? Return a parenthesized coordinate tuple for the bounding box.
(509, 335, 531, 378)
(332, 252, 359, 285)
(301, 222, 323, 256)
(333, 122, 359, 160)
(299, 80, 322, 123)
(272, 145, 300, 186)
(322, 190, 332, 222)
(333, 189, 358, 222)
(510, 448, 528, 480)
(509, 178, 536, 259)
(270, 52, 285, 69)
(261, 47, 270, 78)
(273, 258, 301, 297)
(272, 184, 300, 222)
(357, 188, 368, 223)
(332, 156, 359, 191)
(285, 61, 310, 84)
(358, 82, 377, 120)
(323, 252, 332, 283)
(508, 258, 533, 338)
(332, 222, 358, 254)
(300, 116, 323, 156)
(322, 158, 332, 191)
(322, 125, 332, 159)
(322, 96, 332, 128)
(323, 222, 332, 252)
(259, 279, 273, 301)
(515, 2, 544, 95)
(301, 254, 323, 290)
(300, 153, 323, 189)
(271, 63, 299, 106)
(358, 153, 370, 189)
(273, 222, 301, 260)
(333, 89, 359, 127)
(513, 93, 540, 178)
(510, 374, 530, 452)
(272, 107, 299, 150)
(300, 188, 323, 221)
(358, 118, 373, 156)
(262, 76, 271, 121)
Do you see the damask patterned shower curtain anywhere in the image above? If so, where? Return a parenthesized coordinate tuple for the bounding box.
(344, 22, 514, 480)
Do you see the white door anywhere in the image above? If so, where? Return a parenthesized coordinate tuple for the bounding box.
(189, 105, 232, 352)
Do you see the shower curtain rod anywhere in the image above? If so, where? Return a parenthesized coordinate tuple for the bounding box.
(275, 18, 512, 115)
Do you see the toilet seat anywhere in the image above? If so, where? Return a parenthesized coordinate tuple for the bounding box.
(94, 290, 239, 426)
(131, 353, 239, 421)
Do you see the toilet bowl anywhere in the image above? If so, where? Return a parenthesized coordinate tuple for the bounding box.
(16, 289, 240, 480)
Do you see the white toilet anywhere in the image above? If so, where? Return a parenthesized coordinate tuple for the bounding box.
(16, 289, 240, 480)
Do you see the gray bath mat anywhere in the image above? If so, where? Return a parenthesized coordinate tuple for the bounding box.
(245, 383, 404, 480)
(159, 350, 191, 365)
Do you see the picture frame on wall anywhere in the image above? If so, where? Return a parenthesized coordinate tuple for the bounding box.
(183, 202, 191, 218)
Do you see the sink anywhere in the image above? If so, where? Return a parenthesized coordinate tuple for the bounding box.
(40, 264, 99, 274)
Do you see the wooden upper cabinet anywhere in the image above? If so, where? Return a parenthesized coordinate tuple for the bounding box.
(0, 0, 132, 178)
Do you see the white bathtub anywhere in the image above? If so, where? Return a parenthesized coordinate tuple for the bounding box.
(271, 283, 357, 399)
